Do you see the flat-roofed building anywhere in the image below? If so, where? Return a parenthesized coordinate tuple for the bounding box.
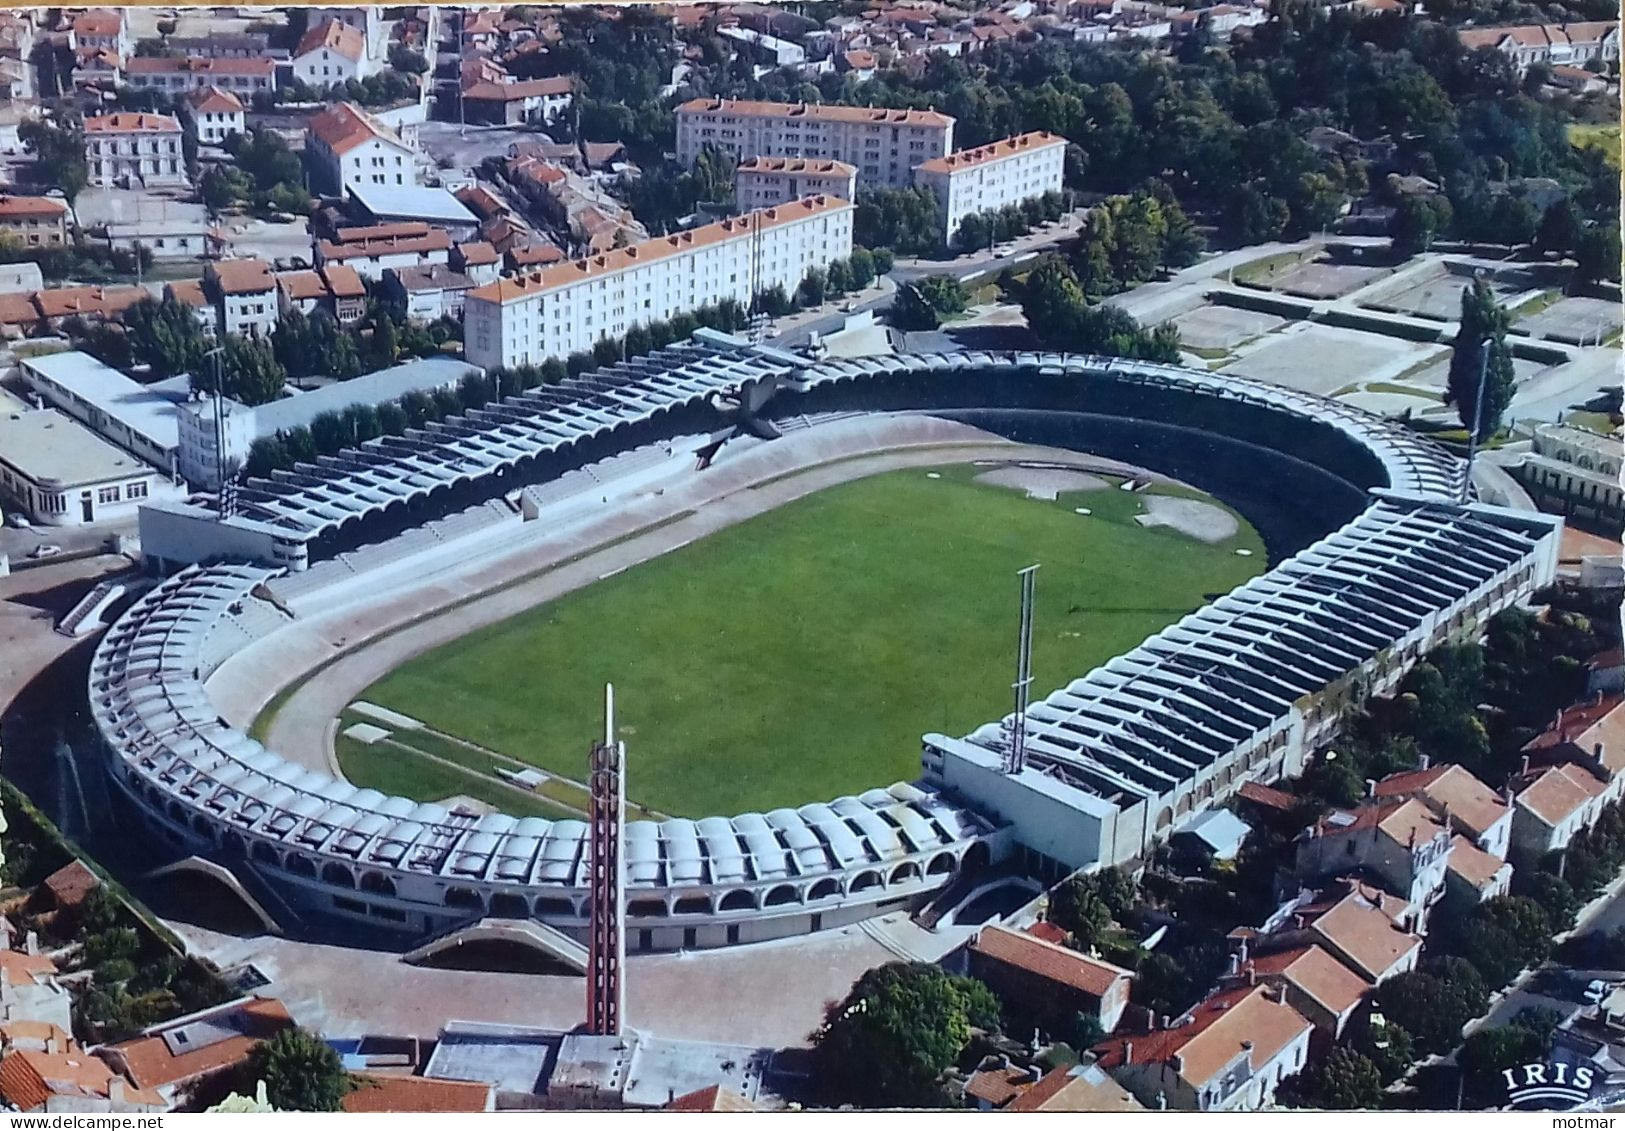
(676, 98, 954, 188)
(18, 351, 183, 476)
(0, 407, 181, 526)
(84, 113, 186, 189)
(464, 195, 854, 367)
(734, 157, 858, 210)
(0, 195, 68, 248)
(913, 131, 1066, 247)
(345, 183, 479, 241)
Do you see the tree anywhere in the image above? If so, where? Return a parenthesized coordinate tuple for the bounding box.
(1049, 878, 1112, 948)
(123, 295, 209, 379)
(1354, 1020, 1415, 1084)
(1304, 1047, 1385, 1110)
(244, 1029, 349, 1112)
(1536, 198, 1582, 256)
(19, 117, 88, 221)
(372, 311, 400, 369)
(245, 435, 289, 478)
(812, 963, 998, 1107)
(1445, 279, 1515, 441)
(1394, 194, 1453, 254)
(1460, 1024, 1544, 1106)
(387, 44, 429, 74)
(891, 274, 968, 330)
(1374, 963, 1485, 1054)
(1574, 222, 1622, 286)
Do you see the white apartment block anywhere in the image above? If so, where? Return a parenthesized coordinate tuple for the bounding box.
(913, 131, 1067, 245)
(306, 102, 419, 196)
(123, 57, 277, 97)
(735, 156, 859, 210)
(676, 98, 953, 189)
(84, 113, 187, 189)
(465, 195, 855, 368)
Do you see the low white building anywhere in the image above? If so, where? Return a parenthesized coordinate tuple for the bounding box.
(291, 18, 374, 87)
(306, 102, 419, 198)
(183, 86, 246, 146)
(18, 351, 182, 477)
(122, 57, 276, 98)
(913, 131, 1067, 246)
(464, 194, 855, 368)
(0, 405, 180, 526)
(460, 77, 574, 127)
(734, 156, 858, 210)
(84, 113, 187, 190)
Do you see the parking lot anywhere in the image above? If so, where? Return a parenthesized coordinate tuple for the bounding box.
(1518, 296, 1622, 347)
(1219, 323, 1446, 396)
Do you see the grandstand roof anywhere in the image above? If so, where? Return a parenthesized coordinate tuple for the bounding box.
(227, 332, 804, 537)
(89, 565, 988, 892)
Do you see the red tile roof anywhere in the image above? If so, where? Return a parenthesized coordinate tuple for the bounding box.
(916, 131, 1066, 175)
(107, 998, 293, 1092)
(296, 18, 364, 62)
(677, 96, 952, 128)
(665, 1084, 758, 1112)
(84, 113, 179, 134)
(971, 925, 1132, 998)
(341, 1074, 492, 1113)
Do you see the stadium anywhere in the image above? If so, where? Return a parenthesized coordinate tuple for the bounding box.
(92, 333, 1564, 954)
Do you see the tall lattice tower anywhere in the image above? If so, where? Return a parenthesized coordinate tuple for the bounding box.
(586, 684, 626, 1036)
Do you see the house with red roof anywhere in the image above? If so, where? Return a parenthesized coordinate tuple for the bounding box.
(1294, 798, 1453, 919)
(969, 924, 1135, 1032)
(1092, 983, 1314, 1111)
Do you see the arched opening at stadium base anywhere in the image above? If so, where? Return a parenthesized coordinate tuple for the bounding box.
(943, 876, 1043, 928)
(408, 937, 584, 976)
(141, 858, 283, 937)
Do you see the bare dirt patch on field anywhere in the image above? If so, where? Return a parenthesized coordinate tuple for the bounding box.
(973, 465, 1110, 500)
(1135, 496, 1240, 543)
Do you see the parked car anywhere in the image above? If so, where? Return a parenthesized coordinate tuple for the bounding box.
(27, 544, 61, 559)
(1586, 979, 1610, 1004)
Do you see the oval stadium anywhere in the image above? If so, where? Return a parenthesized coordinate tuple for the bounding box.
(95, 333, 1564, 955)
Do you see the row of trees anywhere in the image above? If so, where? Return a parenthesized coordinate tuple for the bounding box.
(952, 191, 1068, 254)
(1018, 257, 1181, 362)
(242, 299, 757, 478)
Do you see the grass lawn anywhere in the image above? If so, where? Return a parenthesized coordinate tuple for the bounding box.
(352, 464, 1266, 818)
(334, 733, 580, 820)
(1570, 122, 1622, 170)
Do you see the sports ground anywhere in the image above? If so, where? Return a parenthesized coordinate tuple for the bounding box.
(344, 463, 1266, 818)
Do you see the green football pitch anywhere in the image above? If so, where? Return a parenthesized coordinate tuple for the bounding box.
(344, 463, 1267, 818)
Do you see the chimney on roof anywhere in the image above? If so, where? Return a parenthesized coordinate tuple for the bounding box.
(45, 1035, 59, 1055)
(1123, 1041, 1134, 1065)
(1419, 753, 1430, 771)
(1521, 755, 1531, 776)
(107, 1077, 125, 1106)
(1026, 1065, 1043, 1085)
(24, 931, 38, 957)
(1160, 1014, 1171, 1031)
(1365, 778, 1377, 798)
(1247, 962, 1257, 986)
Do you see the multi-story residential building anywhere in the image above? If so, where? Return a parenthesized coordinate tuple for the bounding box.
(464, 194, 855, 368)
(1225, 945, 1370, 1041)
(384, 264, 477, 322)
(913, 131, 1067, 246)
(1509, 761, 1610, 858)
(69, 8, 128, 57)
(84, 113, 186, 189)
(0, 195, 68, 248)
(734, 156, 859, 209)
(313, 222, 452, 282)
(1458, 21, 1620, 73)
(675, 98, 954, 189)
(1294, 799, 1453, 918)
(204, 259, 277, 338)
(275, 263, 367, 324)
(1522, 693, 1625, 793)
(1373, 761, 1514, 859)
(291, 18, 374, 86)
(1093, 984, 1314, 1111)
(182, 86, 245, 146)
(306, 102, 419, 196)
(122, 57, 277, 98)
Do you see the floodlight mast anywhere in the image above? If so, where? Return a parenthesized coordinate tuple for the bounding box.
(586, 683, 626, 1036)
(1004, 564, 1039, 775)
